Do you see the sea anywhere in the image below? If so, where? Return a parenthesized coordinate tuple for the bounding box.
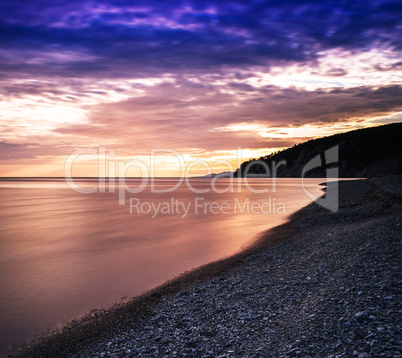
(0, 177, 326, 354)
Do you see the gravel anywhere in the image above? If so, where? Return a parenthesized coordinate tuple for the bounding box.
(12, 176, 401, 358)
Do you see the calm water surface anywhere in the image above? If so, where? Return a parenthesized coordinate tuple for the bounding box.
(0, 178, 325, 354)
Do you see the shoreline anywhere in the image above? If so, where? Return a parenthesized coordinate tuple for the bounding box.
(12, 176, 401, 357)
(11, 193, 301, 357)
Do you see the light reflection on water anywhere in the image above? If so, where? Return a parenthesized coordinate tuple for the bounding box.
(0, 178, 324, 354)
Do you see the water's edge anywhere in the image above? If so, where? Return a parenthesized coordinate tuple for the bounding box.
(10, 184, 323, 358)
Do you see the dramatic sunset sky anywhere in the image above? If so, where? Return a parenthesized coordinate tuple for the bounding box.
(1, 0, 401, 177)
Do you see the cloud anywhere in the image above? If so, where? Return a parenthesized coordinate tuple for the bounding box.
(325, 68, 348, 77)
(1, 0, 401, 170)
(0, 141, 44, 160)
(0, 137, 83, 162)
(51, 83, 402, 153)
(0, 0, 400, 79)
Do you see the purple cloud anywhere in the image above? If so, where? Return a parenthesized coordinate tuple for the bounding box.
(50, 84, 402, 152)
(0, 0, 400, 79)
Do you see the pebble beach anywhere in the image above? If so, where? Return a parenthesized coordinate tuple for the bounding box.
(13, 176, 401, 358)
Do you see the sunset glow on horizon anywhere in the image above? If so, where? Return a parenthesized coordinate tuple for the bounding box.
(1, 0, 401, 177)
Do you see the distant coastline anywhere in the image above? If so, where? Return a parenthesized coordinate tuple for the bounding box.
(235, 123, 402, 178)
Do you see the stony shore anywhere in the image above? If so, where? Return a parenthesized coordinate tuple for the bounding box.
(13, 176, 401, 358)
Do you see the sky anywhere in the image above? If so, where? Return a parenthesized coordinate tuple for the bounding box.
(0, 0, 401, 177)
